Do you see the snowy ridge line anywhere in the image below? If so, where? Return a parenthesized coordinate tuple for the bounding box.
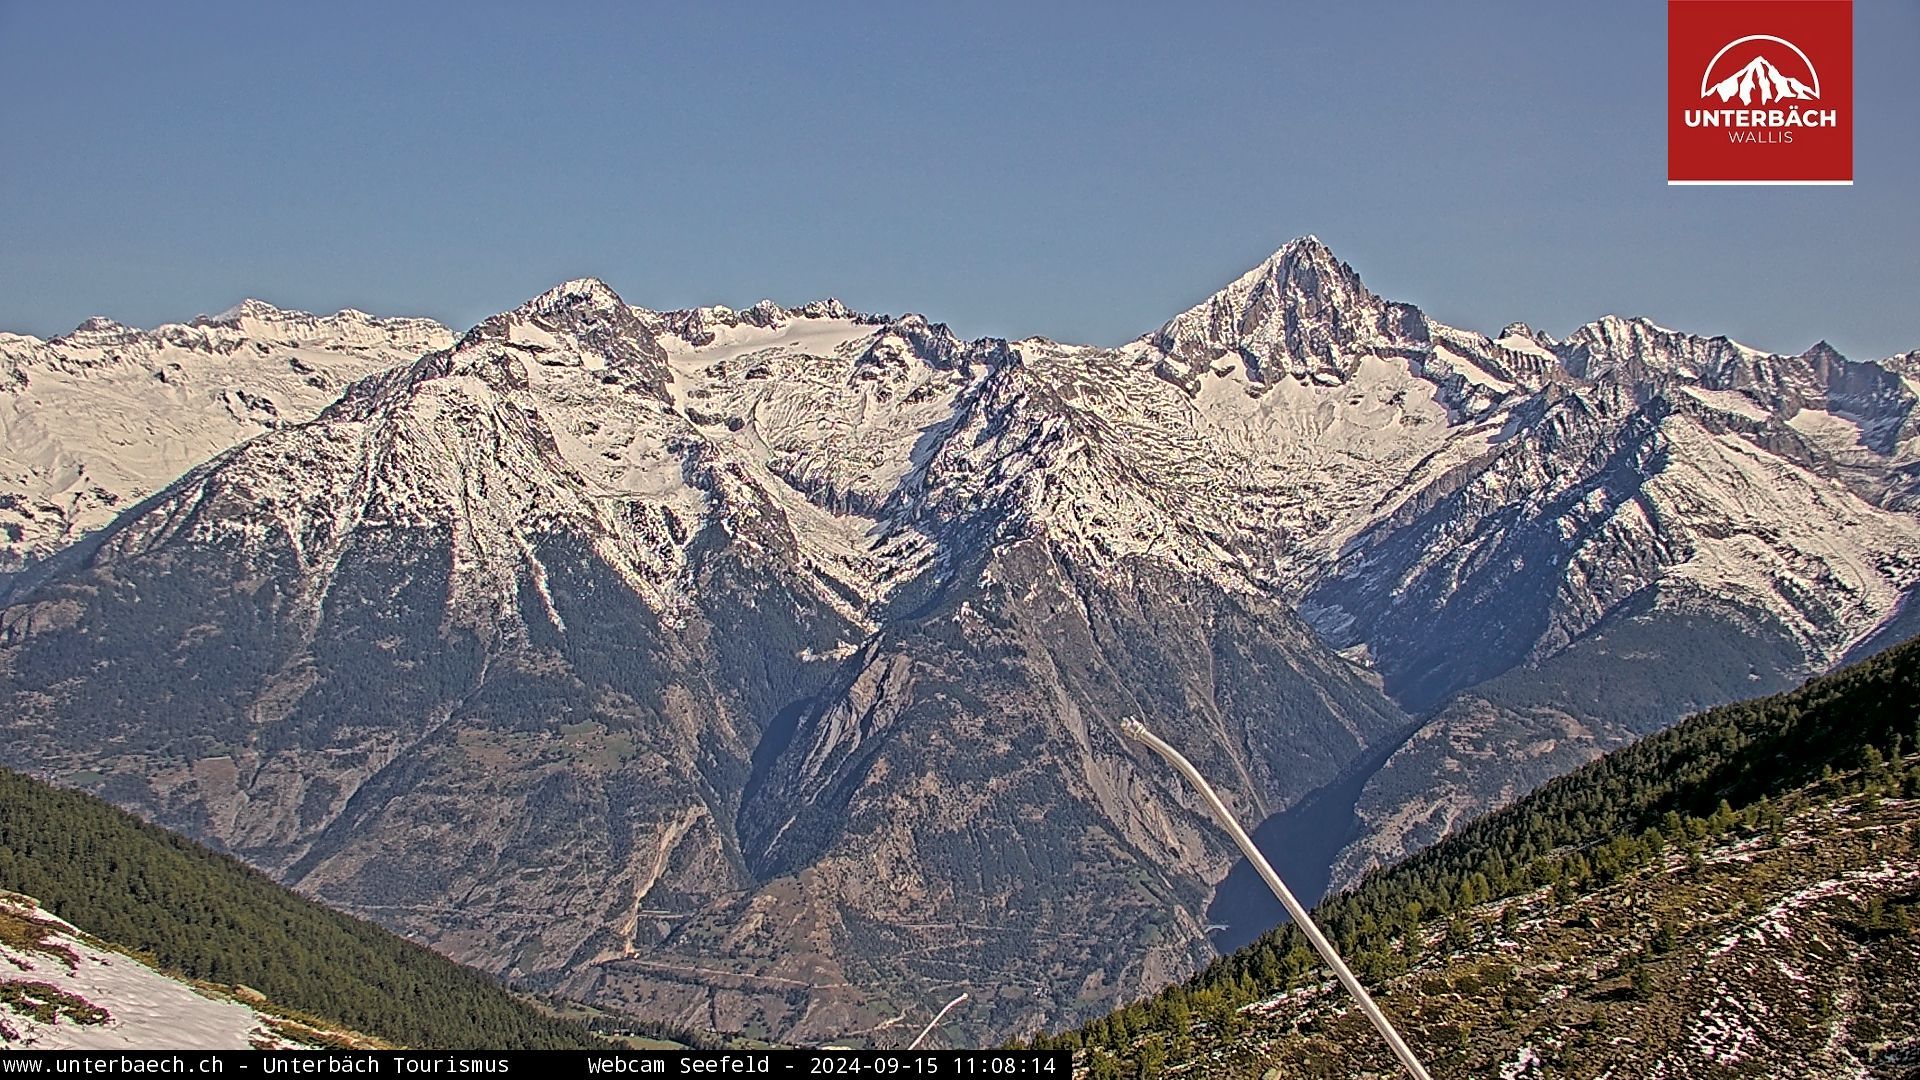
(0, 300, 456, 571)
(5, 238, 1919, 668)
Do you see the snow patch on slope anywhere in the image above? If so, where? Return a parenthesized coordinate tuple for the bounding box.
(0, 303, 451, 570)
(0, 894, 337, 1050)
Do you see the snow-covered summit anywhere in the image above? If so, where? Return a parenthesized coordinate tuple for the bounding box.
(511, 277, 629, 320)
(1882, 349, 1920, 378)
(1497, 322, 1554, 349)
(199, 297, 298, 325)
(652, 296, 886, 347)
(1147, 235, 1429, 389)
(0, 300, 453, 570)
(6, 248, 1919, 671)
(458, 276, 670, 396)
(53, 316, 144, 348)
(25, 300, 451, 368)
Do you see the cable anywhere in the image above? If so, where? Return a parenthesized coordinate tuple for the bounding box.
(1120, 717, 1434, 1080)
(908, 993, 969, 1050)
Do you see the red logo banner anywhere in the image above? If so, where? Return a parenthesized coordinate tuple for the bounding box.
(1668, 0, 1853, 184)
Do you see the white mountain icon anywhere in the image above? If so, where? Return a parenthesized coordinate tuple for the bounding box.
(1704, 54, 1818, 105)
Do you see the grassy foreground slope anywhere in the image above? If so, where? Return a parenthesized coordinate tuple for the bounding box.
(0, 766, 605, 1050)
(1041, 636, 1920, 1076)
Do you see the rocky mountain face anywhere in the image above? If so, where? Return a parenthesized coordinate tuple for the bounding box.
(1316, 311, 1920, 887)
(1, 240, 1916, 1044)
(0, 276, 1407, 1044)
(0, 300, 452, 573)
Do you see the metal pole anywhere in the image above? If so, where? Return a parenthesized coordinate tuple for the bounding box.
(908, 993, 969, 1050)
(1120, 717, 1434, 1080)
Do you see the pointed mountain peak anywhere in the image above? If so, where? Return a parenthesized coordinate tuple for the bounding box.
(1270, 233, 1336, 263)
(1570, 313, 1670, 344)
(480, 277, 647, 344)
(1226, 235, 1352, 295)
(476, 277, 645, 345)
(1558, 315, 1682, 370)
(1214, 235, 1369, 312)
(861, 313, 968, 369)
(214, 298, 294, 321)
(456, 278, 668, 395)
(739, 299, 788, 329)
(52, 315, 142, 347)
(661, 305, 736, 346)
(790, 297, 856, 320)
(1881, 350, 1920, 378)
(1800, 340, 1847, 367)
(1148, 235, 1423, 389)
(517, 277, 629, 319)
(184, 298, 322, 331)
(1493, 323, 1561, 360)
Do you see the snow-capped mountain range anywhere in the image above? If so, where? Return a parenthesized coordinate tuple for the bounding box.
(0, 301, 451, 570)
(1, 239, 1915, 1044)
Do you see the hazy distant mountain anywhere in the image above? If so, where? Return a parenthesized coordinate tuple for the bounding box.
(2, 241, 1915, 1044)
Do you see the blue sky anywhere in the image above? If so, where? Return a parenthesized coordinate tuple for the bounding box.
(3, 1, 1916, 357)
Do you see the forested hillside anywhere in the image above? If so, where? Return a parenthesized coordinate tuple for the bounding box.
(0, 767, 605, 1050)
(1040, 636, 1920, 1076)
